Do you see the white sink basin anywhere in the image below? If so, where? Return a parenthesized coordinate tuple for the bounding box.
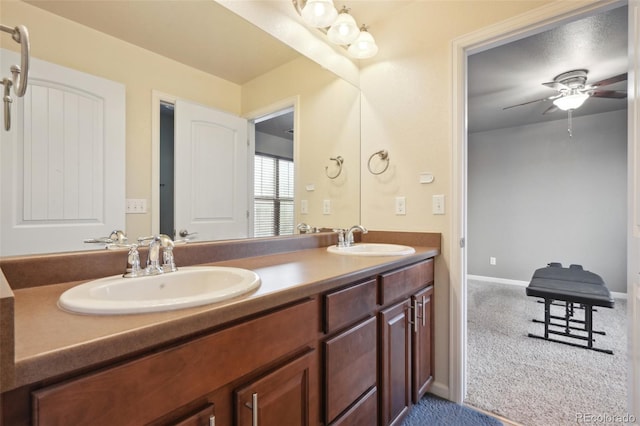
(58, 266, 261, 315)
(327, 243, 415, 256)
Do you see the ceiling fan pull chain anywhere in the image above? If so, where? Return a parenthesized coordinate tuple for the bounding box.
(567, 110, 573, 138)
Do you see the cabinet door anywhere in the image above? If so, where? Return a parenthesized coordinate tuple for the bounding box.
(412, 286, 434, 403)
(235, 351, 314, 426)
(379, 299, 411, 426)
(325, 316, 377, 423)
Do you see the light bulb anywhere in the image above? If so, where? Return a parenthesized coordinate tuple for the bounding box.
(553, 92, 589, 111)
(301, 0, 338, 28)
(327, 8, 359, 45)
(347, 26, 378, 59)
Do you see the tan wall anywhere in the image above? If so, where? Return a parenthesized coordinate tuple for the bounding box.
(242, 56, 361, 229)
(1, 1, 241, 239)
(359, 0, 554, 394)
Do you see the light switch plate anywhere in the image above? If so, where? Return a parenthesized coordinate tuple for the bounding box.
(300, 199, 308, 215)
(323, 199, 331, 215)
(126, 198, 147, 214)
(432, 194, 445, 215)
(395, 196, 406, 215)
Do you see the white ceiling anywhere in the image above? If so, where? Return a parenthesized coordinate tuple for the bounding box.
(25, 0, 301, 84)
(25, 0, 398, 85)
(468, 5, 628, 133)
(25, 1, 626, 134)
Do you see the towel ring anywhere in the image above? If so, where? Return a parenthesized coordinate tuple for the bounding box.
(325, 156, 344, 179)
(367, 150, 389, 175)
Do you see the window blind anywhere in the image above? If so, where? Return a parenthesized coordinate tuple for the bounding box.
(254, 155, 294, 237)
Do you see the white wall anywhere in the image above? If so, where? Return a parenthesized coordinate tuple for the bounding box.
(468, 110, 627, 292)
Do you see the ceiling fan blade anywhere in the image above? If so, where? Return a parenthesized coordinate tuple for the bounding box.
(542, 105, 558, 115)
(503, 97, 550, 110)
(590, 73, 627, 88)
(590, 90, 627, 99)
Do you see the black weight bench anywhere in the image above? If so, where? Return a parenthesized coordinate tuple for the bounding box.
(525, 263, 615, 354)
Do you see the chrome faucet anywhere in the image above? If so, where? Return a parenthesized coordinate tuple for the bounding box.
(138, 234, 179, 275)
(158, 234, 177, 272)
(346, 225, 368, 246)
(297, 223, 318, 234)
(333, 225, 368, 248)
(86, 231, 185, 278)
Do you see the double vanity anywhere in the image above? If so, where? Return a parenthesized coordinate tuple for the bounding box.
(0, 231, 440, 425)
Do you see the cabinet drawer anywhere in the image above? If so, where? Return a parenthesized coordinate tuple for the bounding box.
(32, 299, 317, 426)
(324, 279, 376, 333)
(324, 316, 377, 423)
(330, 387, 377, 426)
(379, 259, 433, 306)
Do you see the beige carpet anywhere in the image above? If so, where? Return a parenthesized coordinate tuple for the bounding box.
(465, 279, 628, 426)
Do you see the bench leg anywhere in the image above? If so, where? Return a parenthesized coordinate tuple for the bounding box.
(528, 298, 613, 355)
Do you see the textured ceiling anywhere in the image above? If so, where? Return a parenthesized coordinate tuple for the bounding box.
(468, 5, 628, 133)
(25, 0, 398, 85)
(25, 0, 301, 84)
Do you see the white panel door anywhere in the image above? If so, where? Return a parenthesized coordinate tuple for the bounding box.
(0, 49, 125, 256)
(174, 100, 248, 241)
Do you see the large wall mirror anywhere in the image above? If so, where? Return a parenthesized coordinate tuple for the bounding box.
(1, 0, 361, 254)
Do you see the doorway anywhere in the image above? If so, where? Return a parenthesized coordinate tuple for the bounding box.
(252, 108, 295, 237)
(155, 95, 249, 241)
(450, 0, 639, 417)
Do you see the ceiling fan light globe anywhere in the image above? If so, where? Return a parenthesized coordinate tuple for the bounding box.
(302, 0, 338, 28)
(553, 93, 589, 111)
(327, 10, 359, 45)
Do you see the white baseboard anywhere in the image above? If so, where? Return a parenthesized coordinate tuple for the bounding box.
(467, 275, 528, 287)
(467, 274, 628, 299)
(429, 381, 449, 400)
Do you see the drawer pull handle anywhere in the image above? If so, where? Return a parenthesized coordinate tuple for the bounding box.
(252, 392, 259, 426)
(209, 415, 215, 426)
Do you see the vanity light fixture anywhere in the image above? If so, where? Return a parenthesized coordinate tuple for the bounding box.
(347, 25, 378, 59)
(301, 0, 338, 28)
(292, 0, 378, 58)
(327, 7, 359, 45)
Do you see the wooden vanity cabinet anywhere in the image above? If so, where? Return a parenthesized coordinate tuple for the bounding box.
(322, 259, 434, 426)
(30, 299, 318, 426)
(3, 255, 436, 426)
(379, 299, 412, 426)
(378, 260, 434, 426)
(322, 279, 378, 425)
(412, 285, 434, 403)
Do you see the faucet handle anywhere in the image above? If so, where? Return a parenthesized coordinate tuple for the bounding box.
(84, 229, 127, 245)
(332, 228, 347, 247)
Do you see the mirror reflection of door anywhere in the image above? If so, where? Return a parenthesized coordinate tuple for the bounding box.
(253, 108, 295, 237)
(159, 102, 175, 237)
(159, 100, 249, 241)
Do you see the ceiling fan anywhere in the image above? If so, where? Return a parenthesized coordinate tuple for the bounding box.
(503, 69, 627, 114)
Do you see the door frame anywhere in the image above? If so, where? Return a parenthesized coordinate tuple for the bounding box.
(450, 0, 634, 406)
(151, 90, 178, 236)
(244, 96, 300, 236)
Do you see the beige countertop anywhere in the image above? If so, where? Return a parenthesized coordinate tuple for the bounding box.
(4, 243, 439, 392)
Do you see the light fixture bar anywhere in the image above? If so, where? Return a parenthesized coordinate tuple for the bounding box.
(292, 0, 378, 58)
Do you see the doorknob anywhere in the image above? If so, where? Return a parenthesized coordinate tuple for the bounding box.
(178, 229, 197, 238)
